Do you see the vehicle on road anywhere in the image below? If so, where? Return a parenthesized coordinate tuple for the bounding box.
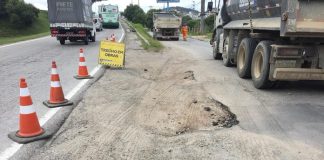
(94, 17, 103, 31)
(98, 4, 120, 29)
(211, 0, 324, 89)
(153, 12, 181, 41)
(47, 0, 96, 45)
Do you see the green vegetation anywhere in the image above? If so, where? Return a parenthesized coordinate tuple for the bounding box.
(124, 5, 146, 26)
(0, 10, 49, 45)
(0, 0, 40, 28)
(185, 15, 215, 41)
(182, 15, 192, 25)
(123, 5, 163, 30)
(204, 15, 215, 32)
(132, 23, 163, 52)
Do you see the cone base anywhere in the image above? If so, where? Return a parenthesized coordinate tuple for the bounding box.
(17, 128, 44, 138)
(8, 129, 51, 144)
(74, 75, 94, 79)
(43, 99, 73, 108)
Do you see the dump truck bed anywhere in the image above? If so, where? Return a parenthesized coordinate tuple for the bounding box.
(153, 13, 181, 29)
(223, 0, 324, 37)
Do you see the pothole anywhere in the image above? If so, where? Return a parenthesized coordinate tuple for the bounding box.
(183, 71, 195, 80)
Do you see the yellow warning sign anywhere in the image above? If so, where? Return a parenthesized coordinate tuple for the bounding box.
(98, 41, 125, 67)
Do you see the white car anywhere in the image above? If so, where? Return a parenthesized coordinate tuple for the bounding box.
(94, 18, 103, 31)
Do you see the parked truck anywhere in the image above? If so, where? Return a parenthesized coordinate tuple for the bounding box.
(211, 0, 324, 89)
(153, 12, 181, 41)
(47, 0, 96, 45)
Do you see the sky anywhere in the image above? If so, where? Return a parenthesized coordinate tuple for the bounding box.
(24, 0, 218, 13)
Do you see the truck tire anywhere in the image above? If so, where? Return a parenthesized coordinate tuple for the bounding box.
(222, 30, 235, 67)
(235, 30, 249, 63)
(251, 41, 274, 89)
(91, 33, 96, 42)
(237, 38, 257, 78)
(84, 35, 89, 45)
(59, 39, 65, 45)
(213, 28, 223, 60)
(172, 38, 179, 41)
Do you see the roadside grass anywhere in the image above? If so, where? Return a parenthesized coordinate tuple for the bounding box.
(129, 22, 163, 52)
(0, 10, 50, 45)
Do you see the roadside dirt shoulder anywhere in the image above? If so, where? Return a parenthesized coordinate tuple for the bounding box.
(29, 28, 323, 160)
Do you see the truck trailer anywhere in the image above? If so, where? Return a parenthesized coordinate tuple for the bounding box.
(211, 0, 324, 89)
(47, 0, 96, 45)
(153, 12, 181, 41)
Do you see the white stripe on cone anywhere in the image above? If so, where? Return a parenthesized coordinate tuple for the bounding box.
(51, 81, 61, 87)
(80, 53, 84, 57)
(20, 105, 36, 114)
(79, 62, 86, 66)
(51, 68, 58, 75)
(20, 88, 30, 97)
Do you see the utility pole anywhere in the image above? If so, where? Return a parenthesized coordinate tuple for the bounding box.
(200, 0, 205, 33)
(138, 0, 140, 6)
(193, 0, 195, 10)
(167, 1, 170, 12)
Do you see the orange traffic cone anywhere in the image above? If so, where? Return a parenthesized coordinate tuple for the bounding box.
(43, 61, 73, 108)
(8, 78, 50, 144)
(111, 34, 116, 42)
(74, 48, 93, 79)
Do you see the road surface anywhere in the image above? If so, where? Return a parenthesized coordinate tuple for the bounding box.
(0, 27, 124, 156)
(24, 30, 324, 159)
(163, 38, 324, 151)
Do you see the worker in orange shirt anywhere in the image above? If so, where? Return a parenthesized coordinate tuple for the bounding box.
(181, 23, 189, 41)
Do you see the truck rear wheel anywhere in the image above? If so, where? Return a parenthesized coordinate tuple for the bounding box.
(251, 41, 274, 89)
(91, 33, 96, 42)
(222, 31, 235, 67)
(84, 36, 89, 45)
(237, 38, 257, 78)
(213, 29, 223, 60)
(59, 39, 65, 45)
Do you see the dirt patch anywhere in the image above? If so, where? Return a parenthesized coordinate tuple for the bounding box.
(133, 59, 238, 137)
(183, 70, 195, 80)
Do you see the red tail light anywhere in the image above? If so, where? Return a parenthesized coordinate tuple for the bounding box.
(78, 30, 86, 34)
(51, 29, 58, 34)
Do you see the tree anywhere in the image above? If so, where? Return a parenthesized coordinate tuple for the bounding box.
(146, 9, 161, 29)
(4, 0, 39, 28)
(124, 4, 146, 26)
(182, 15, 192, 25)
(204, 15, 215, 32)
(187, 19, 199, 29)
(0, 0, 8, 18)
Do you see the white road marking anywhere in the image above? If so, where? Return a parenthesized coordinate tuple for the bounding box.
(0, 25, 126, 160)
(0, 36, 50, 49)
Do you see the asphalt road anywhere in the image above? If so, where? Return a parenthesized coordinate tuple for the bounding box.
(0, 28, 124, 154)
(162, 38, 324, 152)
